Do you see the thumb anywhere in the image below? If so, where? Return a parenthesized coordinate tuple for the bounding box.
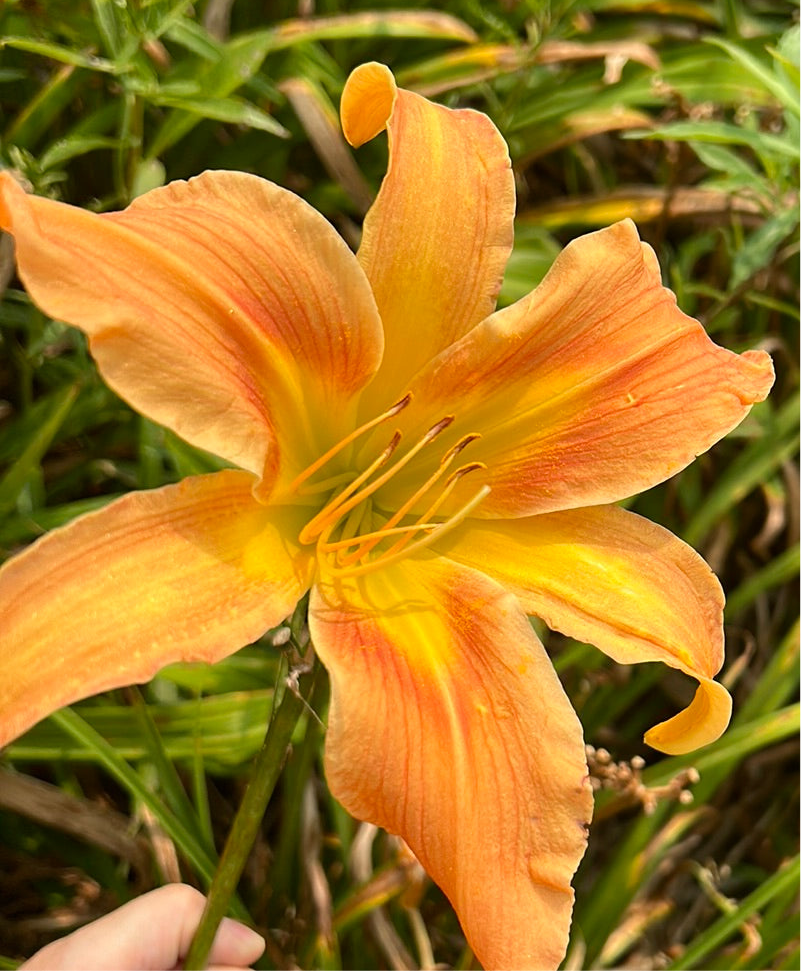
(21, 884, 266, 971)
(203, 915, 268, 971)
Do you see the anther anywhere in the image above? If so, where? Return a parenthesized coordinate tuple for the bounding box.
(446, 461, 486, 484)
(423, 415, 455, 441)
(446, 432, 481, 458)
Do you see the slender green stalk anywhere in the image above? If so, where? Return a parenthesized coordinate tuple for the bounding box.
(183, 656, 318, 969)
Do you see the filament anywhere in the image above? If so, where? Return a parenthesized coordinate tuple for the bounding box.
(292, 396, 488, 576)
(300, 415, 454, 546)
(288, 393, 411, 495)
(326, 485, 491, 578)
(298, 433, 399, 545)
(334, 433, 482, 568)
(377, 461, 487, 561)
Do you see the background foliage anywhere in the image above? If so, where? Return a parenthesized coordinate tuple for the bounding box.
(0, 0, 798, 968)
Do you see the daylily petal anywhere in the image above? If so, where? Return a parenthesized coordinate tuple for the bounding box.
(310, 556, 592, 970)
(381, 220, 773, 518)
(341, 62, 515, 412)
(0, 171, 383, 491)
(435, 504, 731, 752)
(0, 471, 313, 747)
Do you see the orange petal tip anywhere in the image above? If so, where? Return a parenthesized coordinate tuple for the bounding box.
(341, 62, 397, 147)
(739, 347, 776, 403)
(644, 677, 732, 755)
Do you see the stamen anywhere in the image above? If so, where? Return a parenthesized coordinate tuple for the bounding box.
(298, 433, 400, 545)
(334, 436, 483, 568)
(300, 415, 455, 546)
(288, 393, 411, 495)
(449, 433, 482, 455)
(387, 434, 478, 526)
(327, 485, 491, 578)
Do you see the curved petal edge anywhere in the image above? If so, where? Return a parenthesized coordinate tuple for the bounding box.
(341, 62, 515, 413)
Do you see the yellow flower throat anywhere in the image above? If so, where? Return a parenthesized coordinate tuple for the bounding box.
(289, 394, 489, 578)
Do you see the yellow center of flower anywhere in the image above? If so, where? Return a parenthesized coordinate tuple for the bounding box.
(289, 395, 489, 577)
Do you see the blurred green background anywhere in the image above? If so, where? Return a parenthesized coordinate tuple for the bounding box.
(0, 1, 798, 968)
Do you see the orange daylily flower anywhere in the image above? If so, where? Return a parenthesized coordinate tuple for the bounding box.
(0, 62, 773, 969)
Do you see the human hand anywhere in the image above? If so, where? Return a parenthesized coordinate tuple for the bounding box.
(20, 884, 266, 970)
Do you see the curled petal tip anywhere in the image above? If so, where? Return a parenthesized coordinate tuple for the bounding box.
(644, 677, 733, 755)
(739, 347, 776, 404)
(341, 62, 397, 147)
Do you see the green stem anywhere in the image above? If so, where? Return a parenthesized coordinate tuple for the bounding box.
(183, 656, 318, 969)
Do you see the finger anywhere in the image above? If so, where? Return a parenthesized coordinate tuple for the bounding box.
(21, 885, 265, 971)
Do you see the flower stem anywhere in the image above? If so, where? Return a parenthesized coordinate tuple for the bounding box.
(184, 651, 318, 969)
